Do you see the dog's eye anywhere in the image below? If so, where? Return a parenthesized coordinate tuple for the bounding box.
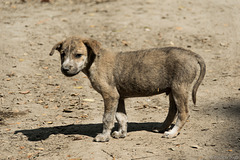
(75, 54, 82, 58)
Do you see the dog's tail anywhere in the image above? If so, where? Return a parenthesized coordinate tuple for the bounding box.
(192, 54, 206, 105)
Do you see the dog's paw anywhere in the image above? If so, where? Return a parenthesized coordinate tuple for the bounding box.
(94, 133, 110, 142)
(112, 131, 126, 139)
(162, 130, 178, 139)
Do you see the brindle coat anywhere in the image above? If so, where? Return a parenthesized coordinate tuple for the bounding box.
(50, 37, 206, 142)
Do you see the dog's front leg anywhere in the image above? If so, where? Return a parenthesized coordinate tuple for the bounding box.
(94, 92, 119, 142)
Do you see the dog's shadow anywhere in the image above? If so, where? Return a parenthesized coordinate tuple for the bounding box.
(14, 122, 164, 141)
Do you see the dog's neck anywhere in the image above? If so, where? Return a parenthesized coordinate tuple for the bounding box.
(82, 50, 96, 77)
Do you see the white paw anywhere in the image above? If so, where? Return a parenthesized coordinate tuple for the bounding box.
(162, 130, 178, 139)
(94, 133, 110, 142)
(112, 131, 126, 139)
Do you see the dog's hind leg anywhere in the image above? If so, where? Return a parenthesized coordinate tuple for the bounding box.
(162, 83, 190, 138)
(155, 92, 177, 132)
(112, 98, 128, 139)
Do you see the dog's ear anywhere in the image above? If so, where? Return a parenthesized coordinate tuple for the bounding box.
(82, 39, 101, 55)
(49, 41, 63, 56)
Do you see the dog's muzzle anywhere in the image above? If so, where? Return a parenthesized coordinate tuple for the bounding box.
(61, 66, 80, 77)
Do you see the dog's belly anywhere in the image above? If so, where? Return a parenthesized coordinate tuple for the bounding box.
(116, 80, 171, 98)
(119, 88, 171, 98)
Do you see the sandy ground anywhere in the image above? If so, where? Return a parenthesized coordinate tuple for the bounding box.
(0, 0, 240, 159)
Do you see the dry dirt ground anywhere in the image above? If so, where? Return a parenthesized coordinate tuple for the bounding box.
(0, 0, 240, 159)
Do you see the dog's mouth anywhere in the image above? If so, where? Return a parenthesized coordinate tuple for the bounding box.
(61, 67, 80, 77)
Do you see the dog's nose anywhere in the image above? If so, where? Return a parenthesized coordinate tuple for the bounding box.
(62, 65, 71, 72)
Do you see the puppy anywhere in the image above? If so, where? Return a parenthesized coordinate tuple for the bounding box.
(49, 36, 206, 142)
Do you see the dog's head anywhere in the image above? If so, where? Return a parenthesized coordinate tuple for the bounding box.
(49, 37, 100, 77)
